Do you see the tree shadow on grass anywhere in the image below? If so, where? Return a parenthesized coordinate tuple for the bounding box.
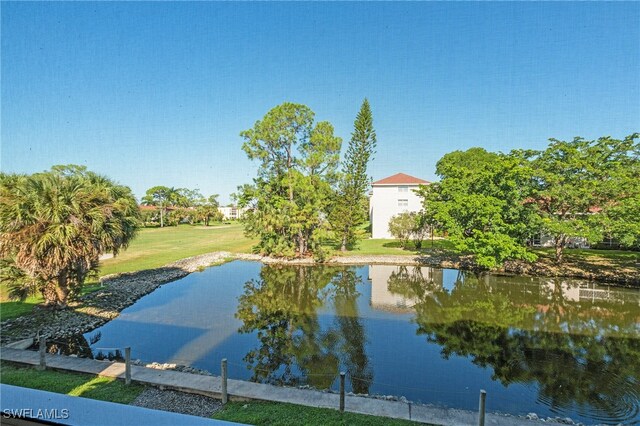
(0, 299, 39, 321)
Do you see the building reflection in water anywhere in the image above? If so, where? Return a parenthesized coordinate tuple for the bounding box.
(368, 265, 443, 312)
(369, 264, 639, 314)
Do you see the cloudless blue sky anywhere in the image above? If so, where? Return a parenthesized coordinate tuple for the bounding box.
(2, 2, 639, 203)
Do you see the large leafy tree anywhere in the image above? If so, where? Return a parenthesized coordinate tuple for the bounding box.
(178, 188, 204, 207)
(0, 165, 139, 307)
(141, 186, 186, 227)
(527, 134, 639, 262)
(238, 103, 341, 258)
(195, 194, 222, 226)
(417, 148, 539, 269)
(330, 99, 377, 251)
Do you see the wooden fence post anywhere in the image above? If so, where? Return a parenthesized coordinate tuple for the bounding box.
(339, 372, 346, 412)
(478, 389, 486, 426)
(124, 347, 131, 385)
(37, 335, 46, 371)
(221, 358, 228, 404)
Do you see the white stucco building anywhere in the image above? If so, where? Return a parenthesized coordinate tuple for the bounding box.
(218, 205, 248, 220)
(369, 173, 430, 239)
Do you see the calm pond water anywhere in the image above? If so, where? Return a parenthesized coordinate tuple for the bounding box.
(63, 261, 639, 425)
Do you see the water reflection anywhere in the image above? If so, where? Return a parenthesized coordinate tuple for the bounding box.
(236, 266, 372, 393)
(369, 265, 443, 311)
(44, 261, 639, 424)
(382, 267, 640, 423)
(39, 331, 125, 361)
(236, 264, 640, 424)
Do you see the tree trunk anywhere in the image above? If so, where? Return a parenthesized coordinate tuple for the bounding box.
(340, 235, 347, 252)
(54, 285, 69, 308)
(54, 273, 70, 308)
(298, 231, 305, 256)
(160, 208, 164, 228)
(41, 282, 59, 306)
(555, 235, 566, 263)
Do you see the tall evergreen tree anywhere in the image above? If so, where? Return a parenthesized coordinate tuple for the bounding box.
(331, 99, 377, 251)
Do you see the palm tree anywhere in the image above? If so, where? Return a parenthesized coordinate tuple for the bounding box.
(195, 194, 220, 226)
(141, 186, 185, 227)
(0, 166, 140, 307)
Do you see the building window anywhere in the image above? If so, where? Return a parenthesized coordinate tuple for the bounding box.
(530, 234, 541, 246)
(398, 199, 408, 208)
(398, 186, 408, 193)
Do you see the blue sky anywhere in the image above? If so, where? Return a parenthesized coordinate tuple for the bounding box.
(2, 2, 639, 203)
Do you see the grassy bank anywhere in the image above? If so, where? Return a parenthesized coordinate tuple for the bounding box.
(336, 238, 455, 256)
(531, 247, 640, 262)
(1, 362, 421, 425)
(526, 247, 639, 283)
(0, 223, 256, 320)
(98, 222, 255, 276)
(2, 223, 637, 320)
(0, 362, 144, 404)
(213, 401, 421, 425)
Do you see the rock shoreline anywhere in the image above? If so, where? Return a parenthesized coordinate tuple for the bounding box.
(241, 252, 640, 286)
(0, 252, 231, 345)
(1, 250, 637, 346)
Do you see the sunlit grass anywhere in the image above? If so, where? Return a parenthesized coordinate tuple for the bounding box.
(336, 238, 456, 256)
(0, 295, 42, 321)
(97, 223, 256, 276)
(0, 362, 144, 404)
(1, 223, 256, 320)
(532, 247, 640, 261)
(212, 401, 425, 426)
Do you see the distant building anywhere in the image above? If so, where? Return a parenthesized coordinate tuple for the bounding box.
(369, 173, 430, 239)
(529, 234, 590, 249)
(218, 205, 247, 220)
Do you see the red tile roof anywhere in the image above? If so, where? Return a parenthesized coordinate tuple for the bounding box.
(372, 173, 430, 185)
(139, 205, 178, 211)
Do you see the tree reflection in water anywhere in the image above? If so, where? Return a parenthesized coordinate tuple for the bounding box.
(235, 263, 639, 422)
(331, 270, 373, 394)
(388, 266, 640, 421)
(235, 265, 372, 393)
(44, 331, 125, 361)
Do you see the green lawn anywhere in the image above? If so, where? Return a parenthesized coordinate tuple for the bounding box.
(97, 223, 255, 276)
(337, 238, 456, 256)
(1, 363, 423, 425)
(0, 223, 256, 320)
(213, 401, 422, 426)
(0, 362, 144, 404)
(0, 295, 42, 322)
(530, 247, 639, 275)
(531, 247, 640, 262)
